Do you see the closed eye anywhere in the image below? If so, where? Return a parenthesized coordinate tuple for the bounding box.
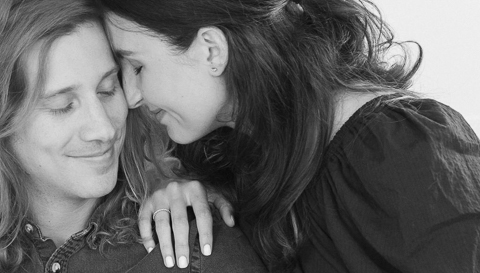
(98, 86, 119, 97)
(134, 66, 143, 75)
(51, 102, 74, 115)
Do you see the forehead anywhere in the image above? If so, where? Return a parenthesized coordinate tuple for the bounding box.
(24, 22, 116, 95)
(105, 13, 140, 32)
(104, 13, 162, 54)
(104, 14, 142, 44)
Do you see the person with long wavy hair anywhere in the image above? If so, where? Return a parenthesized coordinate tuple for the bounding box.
(96, 0, 480, 272)
(0, 0, 267, 272)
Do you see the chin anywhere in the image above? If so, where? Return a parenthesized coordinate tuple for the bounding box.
(166, 127, 195, 144)
(166, 124, 217, 144)
(85, 183, 116, 199)
(169, 136, 192, 145)
(84, 172, 118, 198)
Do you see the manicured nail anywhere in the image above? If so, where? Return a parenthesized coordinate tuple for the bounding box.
(203, 244, 212, 256)
(165, 256, 174, 268)
(147, 247, 154, 253)
(178, 256, 188, 268)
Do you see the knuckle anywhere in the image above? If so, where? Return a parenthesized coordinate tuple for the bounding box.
(189, 180, 201, 188)
(218, 201, 232, 210)
(172, 215, 188, 224)
(166, 181, 181, 191)
(174, 242, 189, 250)
(151, 188, 167, 199)
(188, 181, 205, 192)
(199, 231, 213, 239)
(197, 209, 213, 220)
(138, 204, 151, 216)
(140, 234, 153, 242)
(155, 217, 171, 226)
(141, 235, 154, 241)
(195, 200, 210, 209)
(160, 244, 173, 253)
(138, 214, 152, 222)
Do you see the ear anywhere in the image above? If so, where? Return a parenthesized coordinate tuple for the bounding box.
(193, 27, 228, 76)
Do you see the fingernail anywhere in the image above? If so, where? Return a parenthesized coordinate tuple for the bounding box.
(230, 216, 235, 225)
(147, 247, 154, 253)
(178, 256, 188, 268)
(203, 244, 212, 256)
(165, 256, 174, 268)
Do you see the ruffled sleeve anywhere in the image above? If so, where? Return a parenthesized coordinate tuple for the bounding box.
(307, 95, 480, 272)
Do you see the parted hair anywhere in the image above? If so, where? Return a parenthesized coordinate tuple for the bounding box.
(0, 0, 174, 271)
(96, 0, 421, 270)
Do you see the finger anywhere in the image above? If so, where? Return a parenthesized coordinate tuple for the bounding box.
(213, 195, 235, 227)
(170, 201, 190, 268)
(191, 194, 213, 256)
(138, 203, 156, 253)
(139, 214, 156, 253)
(154, 210, 176, 268)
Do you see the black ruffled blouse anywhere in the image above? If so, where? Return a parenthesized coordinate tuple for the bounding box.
(296, 94, 480, 272)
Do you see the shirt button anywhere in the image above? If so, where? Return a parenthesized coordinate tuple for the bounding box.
(25, 224, 33, 233)
(51, 262, 61, 272)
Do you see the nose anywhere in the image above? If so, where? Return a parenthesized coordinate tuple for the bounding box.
(121, 65, 143, 109)
(80, 98, 116, 143)
(124, 83, 143, 109)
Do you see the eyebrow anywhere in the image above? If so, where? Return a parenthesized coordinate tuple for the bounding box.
(42, 67, 120, 99)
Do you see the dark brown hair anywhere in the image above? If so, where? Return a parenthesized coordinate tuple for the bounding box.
(96, 0, 421, 269)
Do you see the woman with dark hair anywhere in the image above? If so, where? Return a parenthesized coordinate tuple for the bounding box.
(0, 0, 267, 271)
(97, 0, 480, 272)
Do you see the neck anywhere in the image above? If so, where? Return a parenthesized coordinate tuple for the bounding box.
(29, 193, 98, 247)
(330, 90, 388, 141)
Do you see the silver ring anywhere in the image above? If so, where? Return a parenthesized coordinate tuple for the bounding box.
(152, 208, 171, 221)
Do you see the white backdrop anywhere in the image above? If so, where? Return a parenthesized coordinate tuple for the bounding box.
(377, 0, 480, 135)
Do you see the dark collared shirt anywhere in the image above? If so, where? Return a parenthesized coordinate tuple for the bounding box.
(16, 210, 267, 273)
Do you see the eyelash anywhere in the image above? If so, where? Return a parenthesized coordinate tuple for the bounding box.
(51, 103, 73, 115)
(50, 88, 117, 115)
(98, 88, 117, 97)
(134, 66, 143, 75)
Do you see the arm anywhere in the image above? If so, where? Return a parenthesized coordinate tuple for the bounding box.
(340, 101, 480, 271)
(138, 180, 235, 268)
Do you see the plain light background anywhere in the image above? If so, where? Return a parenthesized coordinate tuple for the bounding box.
(377, 0, 480, 135)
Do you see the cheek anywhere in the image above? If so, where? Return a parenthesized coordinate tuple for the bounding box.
(9, 134, 27, 166)
(118, 102, 129, 124)
(110, 93, 129, 125)
(141, 63, 175, 107)
(141, 72, 162, 103)
(122, 67, 140, 98)
(10, 123, 51, 171)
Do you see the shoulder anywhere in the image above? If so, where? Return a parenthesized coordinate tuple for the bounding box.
(329, 92, 480, 160)
(330, 91, 384, 141)
(343, 94, 479, 158)
(332, 91, 478, 143)
(126, 208, 267, 273)
(198, 209, 268, 272)
(315, 94, 480, 272)
(325, 93, 480, 213)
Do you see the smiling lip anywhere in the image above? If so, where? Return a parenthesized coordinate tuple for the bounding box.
(69, 147, 113, 158)
(151, 109, 163, 115)
(152, 109, 166, 121)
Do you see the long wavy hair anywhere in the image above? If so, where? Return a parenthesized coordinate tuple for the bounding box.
(0, 0, 175, 271)
(96, 0, 422, 270)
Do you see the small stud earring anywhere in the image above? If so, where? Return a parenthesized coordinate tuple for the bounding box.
(211, 67, 218, 72)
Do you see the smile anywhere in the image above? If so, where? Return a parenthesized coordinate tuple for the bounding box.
(69, 146, 114, 160)
(150, 108, 164, 116)
(151, 109, 166, 122)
